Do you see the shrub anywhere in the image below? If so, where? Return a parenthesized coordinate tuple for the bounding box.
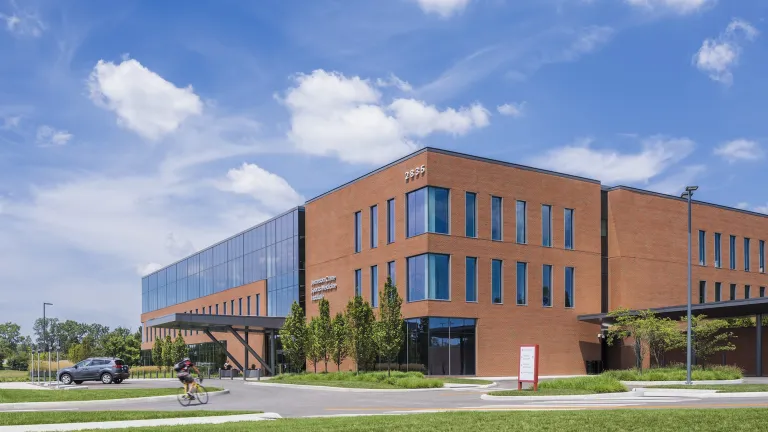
(271, 371, 441, 389)
(602, 365, 742, 381)
(539, 376, 627, 394)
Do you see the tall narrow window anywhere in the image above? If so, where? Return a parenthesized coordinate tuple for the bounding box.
(355, 269, 362, 297)
(465, 192, 477, 238)
(247, 296, 251, 316)
(407, 254, 450, 301)
(387, 199, 395, 244)
(255, 294, 261, 316)
(761, 287, 766, 298)
(516, 262, 527, 305)
(354, 211, 362, 253)
(730, 235, 736, 270)
(714, 233, 722, 268)
(564, 208, 574, 250)
(223, 302, 226, 315)
(231, 300, 235, 315)
(745, 285, 751, 299)
(542, 264, 553, 307)
(238, 298, 243, 315)
(760, 240, 765, 273)
(699, 281, 706, 303)
(491, 259, 502, 304)
(565, 267, 575, 308)
(542, 205, 552, 247)
(730, 283, 736, 300)
(516, 200, 527, 244)
(491, 196, 503, 241)
(466, 257, 478, 302)
(406, 187, 449, 237)
(698, 230, 706, 266)
(715, 282, 722, 302)
(745, 238, 751, 271)
(370, 205, 378, 248)
(387, 261, 396, 284)
(371, 265, 378, 308)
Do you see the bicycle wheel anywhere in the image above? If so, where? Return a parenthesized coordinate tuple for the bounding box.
(196, 385, 209, 405)
(177, 387, 192, 407)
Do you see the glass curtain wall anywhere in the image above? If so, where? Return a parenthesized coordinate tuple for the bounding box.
(401, 317, 477, 376)
(407, 187, 449, 237)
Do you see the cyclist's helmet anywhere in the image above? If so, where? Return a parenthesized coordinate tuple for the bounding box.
(183, 357, 191, 362)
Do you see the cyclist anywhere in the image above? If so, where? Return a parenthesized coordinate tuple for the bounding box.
(175, 357, 201, 399)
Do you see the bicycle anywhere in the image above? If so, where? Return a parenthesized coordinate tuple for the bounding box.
(177, 377, 209, 406)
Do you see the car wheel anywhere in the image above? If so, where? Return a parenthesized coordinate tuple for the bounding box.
(101, 373, 113, 384)
(114, 379, 122, 384)
(59, 373, 73, 385)
(74, 380, 83, 385)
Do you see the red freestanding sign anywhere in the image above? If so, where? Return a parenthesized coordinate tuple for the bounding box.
(518, 344, 540, 391)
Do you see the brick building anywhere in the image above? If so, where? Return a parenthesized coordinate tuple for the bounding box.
(140, 148, 768, 377)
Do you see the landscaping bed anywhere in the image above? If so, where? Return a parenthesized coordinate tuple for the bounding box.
(602, 365, 742, 382)
(0, 411, 258, 426)
(0, 370, 31, 383)
(0, 387, 223, 403)
(266, 372, 487, 389)
(487, 376, 627, 397)
(646, 384, 768, 393)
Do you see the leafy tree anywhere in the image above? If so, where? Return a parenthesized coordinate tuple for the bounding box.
(306, 318, 323, 373)
(161, 335, 174, 372)
(606, 308, 655, 371)
(152, 337, 164, 368)
(686, 315, 737, 363)
(317, 298, 333, 372)
(0, 322, 22, 355)
(101, 327, 141, 366)
(67, 336, 95, 364)
(331, 312, 349, 372)
(345, 295, 376, 373)
(279, 301, 308, 373)
(172, 334, 189, 364)
(374, 277, 404, 377)
(645, 315, 685, 367)
(33, 317, 60, 351)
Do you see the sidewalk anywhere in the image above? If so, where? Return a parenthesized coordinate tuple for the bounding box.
(0, 413, 281, 432)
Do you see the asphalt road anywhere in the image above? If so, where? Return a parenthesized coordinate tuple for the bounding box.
(4, 379, 768, 417)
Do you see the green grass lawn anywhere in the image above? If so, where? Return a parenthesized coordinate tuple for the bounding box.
(0, 387, 223, 403)
(267, 372, 446, 389)
(603, 365, 742, 381)
(441, 378, 494, 385)
(0, 370, 30, 382)
(75, 409, 768, 432)
(487, 376, 627, 397)
(648, 384, 768, 393)
(0, 411, 258, 426)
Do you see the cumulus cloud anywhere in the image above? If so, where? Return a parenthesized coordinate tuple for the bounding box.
(529, 135, 695, 184)
(137, 262, 163, 276)
(280, 69, 490, 165)
(412, 0, 471, 18)
(35, 125, 73, 147)
(714, 139, 763, 162)
(735, 202, 768, 214)
(220, 163, 305, 212)
(624, 0, 715, 15)
(694, 19, 759, 85)
(375, 74, 413, 92)
(497, 102, 525, 117)
(88, 58, 203, 140)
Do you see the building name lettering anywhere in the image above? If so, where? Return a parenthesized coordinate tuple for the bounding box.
(311, 275, 337, 301)
(405, 165, 426, 182)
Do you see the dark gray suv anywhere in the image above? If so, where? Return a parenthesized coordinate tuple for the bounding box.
(58, 357, 130, 385)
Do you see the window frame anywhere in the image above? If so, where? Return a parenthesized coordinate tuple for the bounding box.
(354, 211, 362, 253)
(516, 200, 527, 244)
(491, 195, 503, 241)
(541, 204, 553, 247)
(516, 261, 528, 306)
(730, 283, 737, 300)
(406, 253, 451, 302)
(745, 237, 751, 272)
(760, 240, 765, 273)
(715, 282, 721, 302)
(371, 265, 379, 308)
(491, 259, 503, 304)
(466, 257, 478, 303)
(542, 264, 553, 307)
(698, 230, 706, 266)
(699, 281, 706, 304)
(465, 192, 477, 238)
(354, 269, 362, 297)
(370, 205, 378, 249)
(564, 208, 575, 250)
(730, 235, 737, 270)
(406, 186, 451, 238)
(387, 198, 396, 244)
(745, 285, 751, 299)
(714, 232, 722, 268)
(564, 266, 575, 308)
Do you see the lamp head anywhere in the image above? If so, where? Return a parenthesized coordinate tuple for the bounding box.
(686, 186, 699, 192)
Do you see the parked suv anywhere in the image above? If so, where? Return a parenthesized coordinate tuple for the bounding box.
(58, 357, 129, 385)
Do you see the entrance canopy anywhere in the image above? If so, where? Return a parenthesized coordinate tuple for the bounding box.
(578, 297, 768, 324)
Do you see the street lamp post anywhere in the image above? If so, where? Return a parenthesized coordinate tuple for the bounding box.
(682, 186, 698, 385)
(43, 302, 53, 384)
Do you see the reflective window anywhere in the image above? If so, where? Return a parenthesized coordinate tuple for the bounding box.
(465, 192, 477, 238)
(402, 317, 476, 376)
(256, 294, 261, 316)
(491, 196, 502, 241)
(406, 187, 449, 237)
(565, 267, 575, 308)
(387, 261, 396, 284)
(354, 211, 362, 253)
(715, 282, 722, 301)
(371, 265, 379, 308)
(730, 235, 736, 270)
(760, 240, 765, 273)
(247, 296, 251, 316)
(714, 233, 722, 268)
(407, 254, 450, 302)
(387, 199, 395, 243)
(542, 264, 552, 307)
(491, 259, 502, 304)
(761, 287, 766, 298)
(516, 262, 528, 305)
(564, 208, 574, 250)
(745, 238, 751, 271)
(699, 281, 706, 303)
(730, 283, 736, 300)
(746, 285, 751, 299)
(542, 204, 552, 247)
(370, 205, 378, 248)
(698, 230, 706, 266)
(466, 257, 477, 302)
(355, 269, 362, 297)
(516, 200, 526, 244)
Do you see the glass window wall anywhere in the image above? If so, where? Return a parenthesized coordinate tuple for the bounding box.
(407, 187, 449, 237)
(407, 253, 450, 302)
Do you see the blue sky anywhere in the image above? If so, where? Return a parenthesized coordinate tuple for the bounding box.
(1, 0, 766, 334)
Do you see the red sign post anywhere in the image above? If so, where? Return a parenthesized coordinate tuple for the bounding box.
(518, 344, 540, 391)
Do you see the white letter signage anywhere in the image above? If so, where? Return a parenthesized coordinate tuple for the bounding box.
(518, 344, 540, 391)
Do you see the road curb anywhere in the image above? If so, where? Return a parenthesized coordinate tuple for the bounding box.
(245, 382, 497, 392)
(0, 390, 229, 410)
(480, 391, 635, 401)
(635, 388, 768, 398)
(0, 412, 281, 432)
(621, 379, 743, 386)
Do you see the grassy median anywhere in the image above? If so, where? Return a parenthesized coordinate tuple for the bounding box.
(76, 409, 768, 431)
(0, 411, 258, 426)
(265, 371, 485, 389)
(602, 365, 742, 381)
(487, 376, 627, 396)
(0, 387, 223, 403)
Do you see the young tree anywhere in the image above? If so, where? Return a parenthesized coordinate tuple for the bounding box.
(317, 298, 333, 372)
(606, 308, 655, 371)
(151, 337, 164, 368)
(306, 318, 323, 373)
(279, 301, 308, 373)
(345, 296, 376, 373)
(172, 334, 189, 365)
(331, 312, 349, 372)
(374, 277, 404, 377)
(161, 335, 174, 372)
(687, 315, 736, 364)
(647, 315, 685, 367)
(67, 335, 95, 364)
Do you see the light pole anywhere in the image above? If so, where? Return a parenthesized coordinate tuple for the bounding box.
(681, 185, 698, 385)
(43, 302, 53, 384)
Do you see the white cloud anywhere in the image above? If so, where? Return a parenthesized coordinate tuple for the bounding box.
(413, 0, 471, 18)
(280, 69, 490, 165)
(754, 205, 768, 214)
(497, 102, 525, 117)
(735, 202, 768, 214)
(529, 135, 695, 184)
(624, 0, 715, 15)
(645, 165, 705, 195)
(220, 162, 305, 212)
(137, 262, 163, 276)
(694, 19, 759, 85)
(736, 202, 749, 210)
(714, 139, 763, 162)
(375, 74, 413, 92)
(0, 1, 45, 37)
(35, 125, 73, 147)
(88, 59, 203, 140)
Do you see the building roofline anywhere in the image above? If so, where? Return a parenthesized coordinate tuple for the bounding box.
(141, 206, 305, 279)
(306, 147, 601, 204)
(604, 185, 768, 220)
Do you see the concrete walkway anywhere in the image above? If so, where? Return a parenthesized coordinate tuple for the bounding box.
(0, 383, 45, 390)
(0, 413, 282, 432)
